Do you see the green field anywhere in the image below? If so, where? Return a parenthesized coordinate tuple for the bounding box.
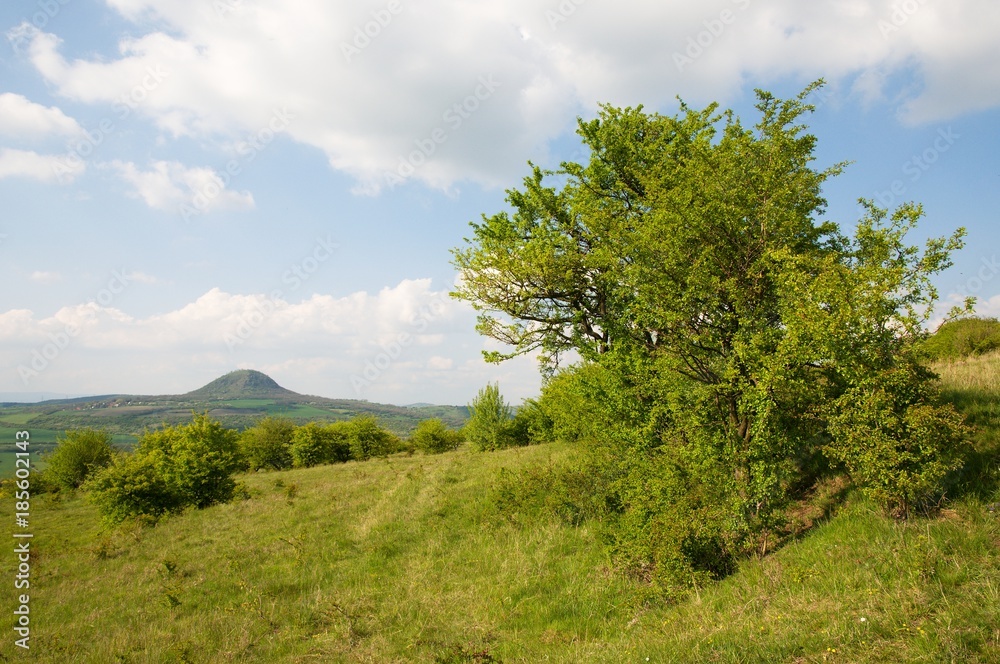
(0, 357, 997, 662)
(0, 410, 40, 426)
(0, 429, 136, 479)
(219, 399, 281, 409)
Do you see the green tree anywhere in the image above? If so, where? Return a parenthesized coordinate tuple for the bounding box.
(452, 83, 968, 588)
(42, 429, 115, 491)
(239, 417, 296, 471)
(411, 418, 464, 454)
(138, 414, 242, 508)
(86, 413, 241, 524)
(347, 416, 398, 460)
(290, 421, 352, 467)
(465, 383, 514, 451)
(86, 451, 177, 524)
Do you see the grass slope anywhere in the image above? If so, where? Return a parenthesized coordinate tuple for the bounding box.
(2, 359, 999, 662)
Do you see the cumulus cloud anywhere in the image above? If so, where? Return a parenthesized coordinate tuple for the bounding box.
(10, 1, 1000, 193)
(109, 159, 254, 213)
(0, 93, 83, 139)
(0, 279, 542, 404)
(0, 147, 84, 182)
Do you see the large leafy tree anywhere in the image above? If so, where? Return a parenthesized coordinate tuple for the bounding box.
(452, 83, 968, 583)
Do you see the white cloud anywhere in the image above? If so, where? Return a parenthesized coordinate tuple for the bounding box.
(110, 159, 254, 213)
(0, 279, 542, 405)
(11, 2, 1000, 195)
(0, 147, 83, 182)
(30, 271, 62, 283)
(124, 270, 162, 284)
(0, 93, 83, 139)
(427, 356, 454, 370)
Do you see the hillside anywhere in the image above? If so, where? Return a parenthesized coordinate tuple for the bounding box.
(1, 356, 998, 662)
(181, 369, 298, 400)
(0, 371, 469, 452)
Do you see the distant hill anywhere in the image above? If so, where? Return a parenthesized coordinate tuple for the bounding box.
(182, 370, 299, 400)
(0, 370, 469, 447)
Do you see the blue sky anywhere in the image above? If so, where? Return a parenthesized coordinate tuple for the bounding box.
(1, 0, 998, 405)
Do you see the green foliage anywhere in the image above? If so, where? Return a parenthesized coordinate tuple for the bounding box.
(506, 399, 549, 446)
(289, 421, 352, 467)
(826, 364, 968, 517)
(465, 383, 515, 451)
(491, 450, 617, 527)
(411, 418, 464, 454)
(86, 450, 179, 524)
(451, 82, 969, 592)
(607, 453, 737, 595)
(346, 415, 399, 461)
(922, 316, 1000, 361)
(42, 428, 115, 491)
(86, 413, 241, 524)
(240, 417, 296, 471)
(534, 364, 613, 443)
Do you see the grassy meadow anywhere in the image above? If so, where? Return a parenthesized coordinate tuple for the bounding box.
(1, 356, 999, 662)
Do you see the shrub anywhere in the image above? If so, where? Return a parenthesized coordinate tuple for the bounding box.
(465, 383, 514, 451)
(347, 416, 399, 460)
(922, 316, 1000, 361)
(411, 418, 464, 454)
(140, 414, 242, 508)
(507, 399, 551, 446)
(42, 429, 115, 491)
(826, 366, 968, 517)
(290, 422, 352, 467)
(239, 417, 296, 471)
(86, 413, 242, 524)
(86, 450, 180, 524)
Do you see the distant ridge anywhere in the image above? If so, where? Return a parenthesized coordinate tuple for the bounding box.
(182, 370, 299, 400)
(0, 369, 470, 444)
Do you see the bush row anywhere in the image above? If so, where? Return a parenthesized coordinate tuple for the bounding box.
(37, 413, 466, 525)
